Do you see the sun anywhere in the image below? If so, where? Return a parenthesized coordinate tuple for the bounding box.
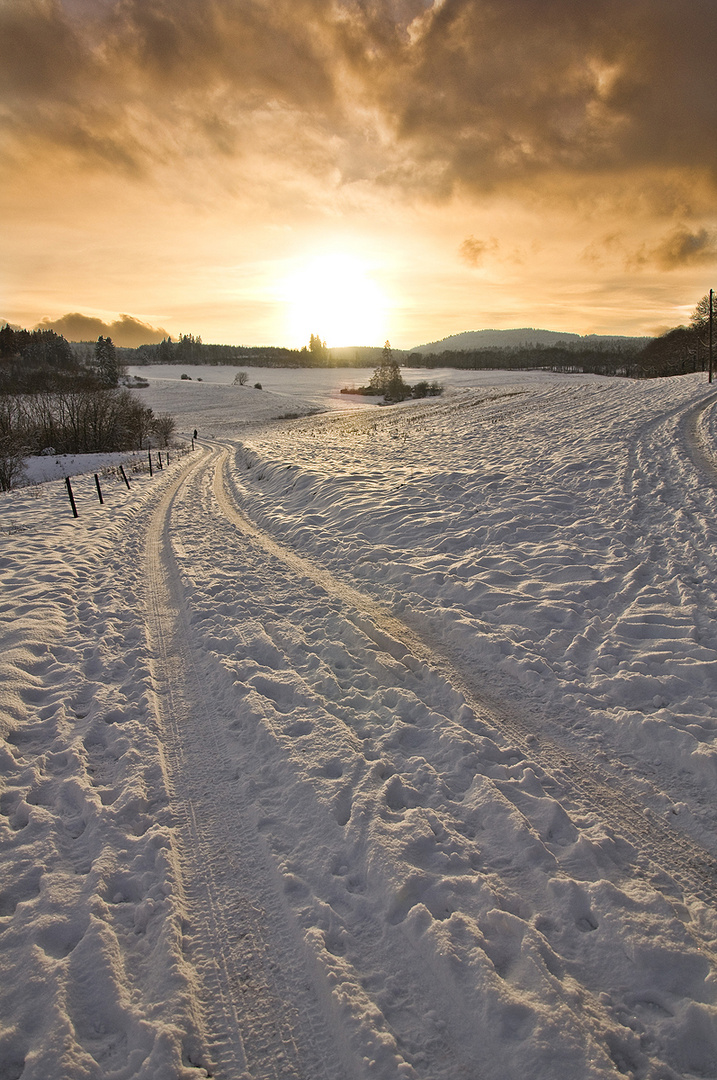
(283, 252, 390, 348)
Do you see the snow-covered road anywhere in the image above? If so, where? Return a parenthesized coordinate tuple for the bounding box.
(3, 370, 717, 1079)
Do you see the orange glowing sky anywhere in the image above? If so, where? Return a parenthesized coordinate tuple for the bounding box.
(2, 0, 716, 348)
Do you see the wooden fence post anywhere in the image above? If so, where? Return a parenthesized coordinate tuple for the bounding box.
(119, 465, 130, 490)
(94, 473, 104, 504)
(65, 477, 78, 518)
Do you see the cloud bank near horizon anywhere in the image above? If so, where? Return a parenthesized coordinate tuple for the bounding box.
(36, 312, 169, 347)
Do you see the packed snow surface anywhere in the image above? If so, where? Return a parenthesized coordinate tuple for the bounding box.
(3, 366, 717, 1079)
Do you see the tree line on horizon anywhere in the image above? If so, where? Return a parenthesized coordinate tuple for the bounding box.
(3, 296, 713, 383)
(120, 330, 647, 373)
(402, 294, 713, 378)
(129, 333, 313, 368)
(401, 342, 641, 377)
(113, 300, 714, 378)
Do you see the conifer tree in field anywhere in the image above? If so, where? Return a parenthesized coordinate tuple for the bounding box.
(369, 340, 408, 401)
(308, 333, 329, 364)
(93, 335, 120, 386)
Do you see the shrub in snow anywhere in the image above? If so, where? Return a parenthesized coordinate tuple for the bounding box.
(0, 436, 27, 491)
(411, 380, 443, 398)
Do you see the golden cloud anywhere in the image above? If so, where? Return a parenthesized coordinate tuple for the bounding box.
(585, 224, 717, 273)
(459, 235, 498, 267)
(652, 227, 717, 270)
(36, 312, 169, 346)
(1, 0, 715, 203)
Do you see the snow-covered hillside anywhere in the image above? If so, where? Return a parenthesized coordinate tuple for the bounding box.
(2, 368, 717, 1079)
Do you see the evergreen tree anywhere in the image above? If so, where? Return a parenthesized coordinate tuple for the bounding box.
(0, 323, 17, 359)
(369, 340, 408, 401)
(94, 335, 120, 386)
(308, 334, 329, 364)
(158, 337, 175, 364)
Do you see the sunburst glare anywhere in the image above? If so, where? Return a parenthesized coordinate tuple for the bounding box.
(283, 253, 390, 349)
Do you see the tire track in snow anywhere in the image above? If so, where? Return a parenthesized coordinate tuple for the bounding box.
(617, 392, 717, 794)
(213, 444, 717, 952)
(682, 391, 717, 481)
(145, 446, 356, 1080)
(153, 448, 483, 1079)
(198, 451, 483, 1077)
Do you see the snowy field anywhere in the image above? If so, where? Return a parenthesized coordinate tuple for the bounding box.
(3, 366, 717, 1079)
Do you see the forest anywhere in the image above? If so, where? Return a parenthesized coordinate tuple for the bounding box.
(126, 333, 309, 368)
(0, 326, 171, 488)
(123, 332, 648, 373)
(402, 342, 643, 377)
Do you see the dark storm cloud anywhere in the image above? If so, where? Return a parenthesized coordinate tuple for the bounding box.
(36, 312, 168, 346)
(584, 225, 717, 272)
(652, 227, 717, 270)
(371, 0, 717, 192)
(107, 0, 335, 107)
(2, 0, 716, 199)
(0, 0, 149, 173)
(0, 0, 338, 173)
(0, 0, 88, 100)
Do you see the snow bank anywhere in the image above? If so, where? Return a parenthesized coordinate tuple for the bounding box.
(1, 456, 208, 1078)
(229, 374, 717, 814)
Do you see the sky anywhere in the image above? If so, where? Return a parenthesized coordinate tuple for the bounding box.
(1, 0, 716, 349)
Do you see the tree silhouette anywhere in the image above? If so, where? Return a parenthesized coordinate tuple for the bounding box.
(691, 293, 713, 337)
(93, 336, 120, 386)
(309, 333, 329, 364)
(369, 341, 408, 401)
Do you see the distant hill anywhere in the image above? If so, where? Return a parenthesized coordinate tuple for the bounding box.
(411, 328, 649, 353)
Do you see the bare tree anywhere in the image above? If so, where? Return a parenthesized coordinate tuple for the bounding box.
(152, 412, 176, 447)
(691, 293, 713, 337)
